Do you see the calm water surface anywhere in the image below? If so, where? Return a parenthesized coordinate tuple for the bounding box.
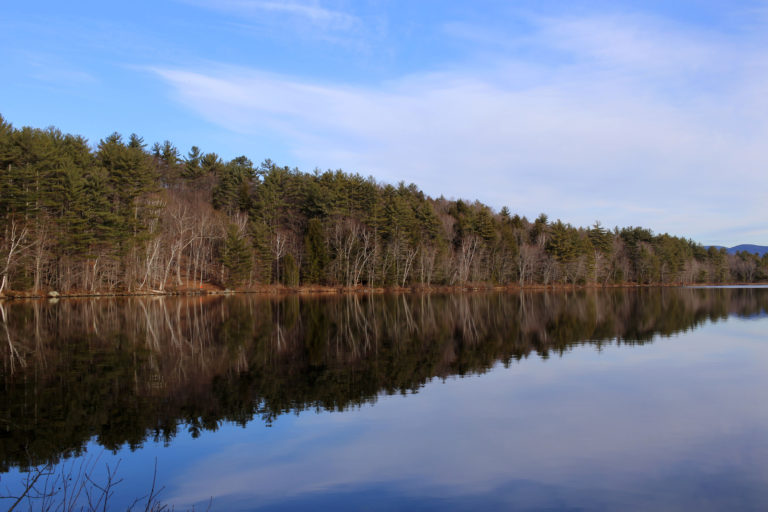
(1, 288, 767, 511)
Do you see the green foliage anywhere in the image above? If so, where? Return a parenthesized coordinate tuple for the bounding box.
(303, 218, 328, 284)
(589, 222, 612, 255)
(152, 140, 181, 183)
(530, 213, 549, 245)
(200, 152, 223, 175)
(96, 132, 157, 247)
(182, 146, 204, 179)
(474, 207, 497, 243)
(281, 253, 299, 286)
(546, 220, 579, 263)
(213, 156, 254, 215)
(249, 220, 273, 283)
(222, 224, 252, 287)
(706, 246, 729, 283)
(0, 114, 757, 292)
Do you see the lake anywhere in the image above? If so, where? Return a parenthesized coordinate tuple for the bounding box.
(2, 288, 767, 511)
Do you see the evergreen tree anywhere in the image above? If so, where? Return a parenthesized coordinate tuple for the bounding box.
(152, 140, 181, 183)
(303, 218, 328, 284)
(249, 220, 273, 283)
(531, 213, 549, 246)
(473, 207, 497, 243)
(0, 113, 756, 292)
(97, 132, 156, 245)
(588, 222, 612, 254)
(213, 156, 253, 215)
(546, 220, 578, 263)
(222, 224, 252, 287)
(201, 152, 223, 175)
(281, 253, 299, 286)
(183, 146, 204, 179)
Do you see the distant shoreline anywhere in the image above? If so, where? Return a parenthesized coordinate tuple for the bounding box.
(2, 281, 767, 300)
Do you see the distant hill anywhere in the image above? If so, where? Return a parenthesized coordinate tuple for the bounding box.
(708, 245, 768, 256)
(728, 245, 768, 256)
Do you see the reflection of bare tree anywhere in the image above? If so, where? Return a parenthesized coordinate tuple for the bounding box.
(0, 301, 26, 374)
(453, 294, 479, 345)
(2, 288, 768, 470)
(2, 288, 764, 385)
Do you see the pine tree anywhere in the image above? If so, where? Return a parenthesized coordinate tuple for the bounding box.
(546, 220, 578, 263)
(152, 140, 181, 183)
(222, 224, 252, 287)
(281, 253, 299, 286)
(97, 132, 156, 247)
(588, 222, 612, 254)
(213, 156, 253, 215)
(200, 152, 223, 175)
(249, 220, 273, 283)
(303, 218, 328, 284)
(183, 146, 204, 179)
(473, 207, 497, 243)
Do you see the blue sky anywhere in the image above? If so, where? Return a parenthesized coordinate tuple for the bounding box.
(2, 1, 767, 246)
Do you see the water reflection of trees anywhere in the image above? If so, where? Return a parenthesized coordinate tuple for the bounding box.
(1, 288, 767, 470)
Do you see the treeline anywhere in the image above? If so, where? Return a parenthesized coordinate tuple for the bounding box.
(1, 115, 766, 294)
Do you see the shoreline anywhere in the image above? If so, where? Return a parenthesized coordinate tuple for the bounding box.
(1, 281, 766, 301)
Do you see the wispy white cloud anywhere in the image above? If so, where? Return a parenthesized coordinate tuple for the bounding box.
(151, 13, 768, 245)
(183, 0, 360, 30)
(536, 14, 727, 72)
(10, 50, 100, 87)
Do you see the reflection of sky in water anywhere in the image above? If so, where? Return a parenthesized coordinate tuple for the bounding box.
(6, 316, 768, 511)
(171, 317, 768, 510)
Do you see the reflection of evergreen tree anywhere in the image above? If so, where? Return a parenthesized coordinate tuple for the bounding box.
(1, 288, 767, 470)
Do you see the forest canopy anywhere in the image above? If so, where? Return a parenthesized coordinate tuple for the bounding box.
(0, 114, 765, 294)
